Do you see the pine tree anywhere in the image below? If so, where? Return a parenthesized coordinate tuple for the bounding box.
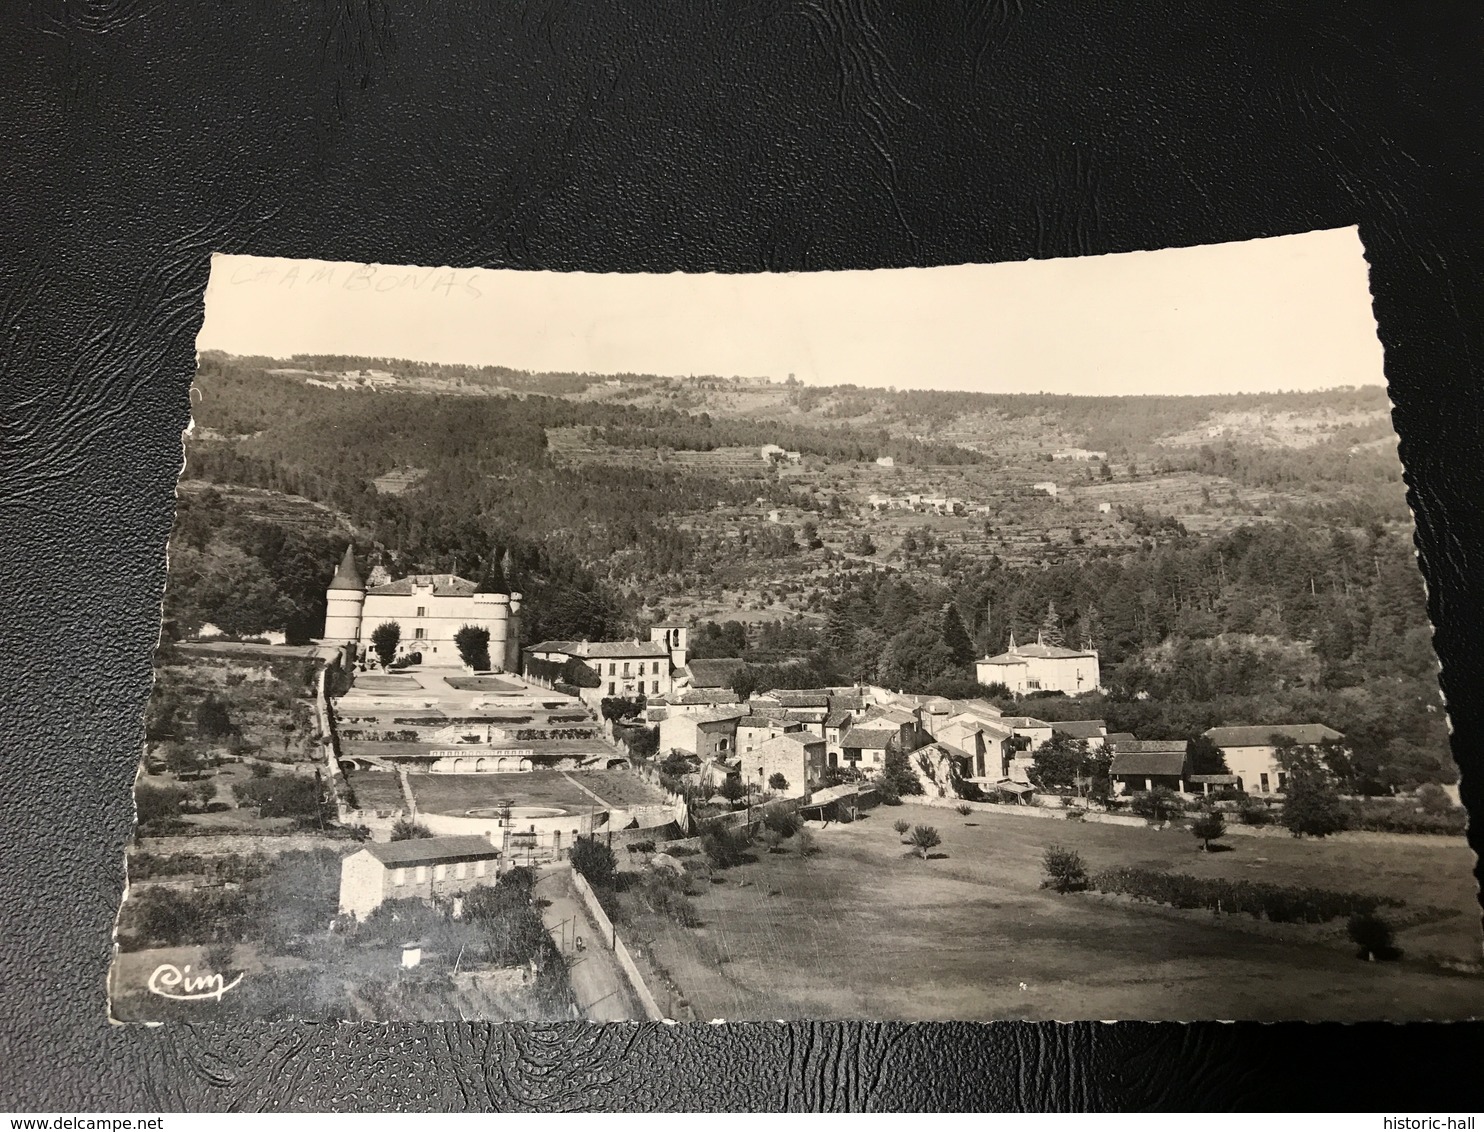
(940, 602, 975, 668)
(1040, 601, 1066, 647)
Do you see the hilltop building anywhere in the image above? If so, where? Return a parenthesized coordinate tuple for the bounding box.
(976, 634, 1102, 696)
(323, 547, 522, 671)
(523, 623, 690, 706)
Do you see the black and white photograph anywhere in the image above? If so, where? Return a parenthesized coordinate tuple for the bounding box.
(107, 229, 1480, 1024)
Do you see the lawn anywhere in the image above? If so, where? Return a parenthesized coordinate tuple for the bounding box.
(406, 771, 599, 815)
(612, 803, 1484, 1022)
(568, 769, 667, 808)
(343, 769, 406, 813)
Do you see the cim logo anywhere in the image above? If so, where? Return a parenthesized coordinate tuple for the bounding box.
(147, 963, 243, 1002)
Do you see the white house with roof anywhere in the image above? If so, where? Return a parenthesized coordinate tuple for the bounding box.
(1203, 723, 1345, 796)
(976, 633, 1101, 696)
(338, 835, 503, 920)
(660, 707, 746, 762)
(522, 623, 690, 706)
(323, 547, 522, 671)
(750, 732, 826, 799)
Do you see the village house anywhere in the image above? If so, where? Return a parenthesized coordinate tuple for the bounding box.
(1203, 723, 1345, 796)
(1033, 481, 1059, 498)
(1000, 715, 1055, 750)
(682, 657, 747, 693)
(1109, 740, 1190, 795)
(976, 633, 1102, 696)
(659, 707, 745, 761)
(737, 714, 803, 757)
(749, 733, 826, 800)
(524, 623, 690, 707)
(1051, 719, 1109, 744)
(1052, 448, 1108, 461)
(338, 836, 502, 921)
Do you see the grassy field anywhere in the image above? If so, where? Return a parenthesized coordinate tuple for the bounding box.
(343, 769, 406, 812)
(400, 769, 665, 816)
(614, 804, 1484, 1022)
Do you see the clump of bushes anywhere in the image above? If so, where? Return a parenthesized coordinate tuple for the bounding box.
(389, 818, 432, 841)
(1091, 867, 1403, 924)
(570, 837, 618, 888)
(1237, 800, 1272, 826)
(701, 821, 752, 868)
(955, 803, 973, 817)
(627, 839, 657, 855)
(1347, 912, 1402, 961)
(762, 809, 802, 838)
(1041, 845, 1089, 893)
(1346, 799, 1467, 837)
(1129, 787, 1184, 825)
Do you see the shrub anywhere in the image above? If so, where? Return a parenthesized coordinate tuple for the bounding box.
(1042, 845, 1089, 892)
(955, 803, 973, 817)
(1415, 783, 1454, 816)
(195, 695, 235, 741)
(231, 775, 327, 820)
(1190, 811, 1227, 851)
(768, 772, 789, 791)
(1238, 800, 1271, 826)
(1129, 787, 1184, 825)
(701, 821, 751, 868)
(892, 819, 911, 840)
(135, 783, 188, 826)
(389, 818, 432, 841)
(570, 837, 618, 888)
(763, 809, 802, 838)
(1091, 867, 1402, 924)
(759, 828, 785, 853)
(628, 839, 657, 854)
(795, 829, 819, 858)
(250, 761, 273, 779)
(718, 777, 746, 803)
(1347, 912, 1401, 961)
(909, 825, 942, 859)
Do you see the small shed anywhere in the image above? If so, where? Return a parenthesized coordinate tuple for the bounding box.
(1110, 741, 1189, 794)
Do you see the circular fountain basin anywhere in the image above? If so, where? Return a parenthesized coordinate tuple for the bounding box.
(464, 805, 569, 819)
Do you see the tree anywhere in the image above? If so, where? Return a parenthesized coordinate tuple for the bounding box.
(1416, 783, 1454, 816)
(454, 625, 491, 670)
(1190, 810, 1226, 851)
(892, 819, 911, 840)
(940, 603, 976, 668)
(909, 825, 942, 859)
(389, 818, 432, 841)
(570, 837, 617, 888)
(160, 741, 203, 780)
(370, 622, 401, 667)
(718, 777, 746, 802)
(1282, 765, 1348, 838)
(768, 772, 789, 791)
(1186, 735, 1228, 777)
(1040, 602, 1066, 647)
(1347, 912, 1399, 961)
(1041, 845, 1089, 892)
(135, 783, 188, 826)
(195, 695, 234, 741)
(879, 743, 924, 797)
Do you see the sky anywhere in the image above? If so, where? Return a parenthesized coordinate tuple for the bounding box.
(198, 227, 1386, 396)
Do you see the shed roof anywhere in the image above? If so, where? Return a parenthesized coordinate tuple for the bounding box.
(842, 727, 896, 749)
(362, 836, 499, 866)
(1110, 749, 1188, 777)
(1051, 720, 1108, 740)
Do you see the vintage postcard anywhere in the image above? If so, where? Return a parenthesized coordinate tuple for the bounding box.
(109, 230, 1480, 1023)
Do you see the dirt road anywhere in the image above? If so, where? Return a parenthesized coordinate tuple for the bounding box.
(534, 867, 641, 1021)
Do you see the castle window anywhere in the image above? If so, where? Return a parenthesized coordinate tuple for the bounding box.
(392, 868, 406, 886)
(623, 662, 630, 677)
(434, 864, 446, 881)
(652, 681, 659, 694)
(416, 606, 426, 617)
(414, 627, 425, 640)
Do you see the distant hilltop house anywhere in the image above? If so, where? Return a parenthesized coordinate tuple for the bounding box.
(760, 444, 801, 464)
(322, 547, 523, 671)
(1097, 502, 1113, 514)
(875, 456, 895, 467)
(372, 466, 427, 495)
(1052, 448, 1107, 461)
(1203, 723, 1345, 797)
(1032, 481, 1059, 498)
(975, 633, 1101, 696)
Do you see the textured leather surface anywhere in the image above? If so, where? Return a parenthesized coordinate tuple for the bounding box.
(3, 0, 1484, 1111)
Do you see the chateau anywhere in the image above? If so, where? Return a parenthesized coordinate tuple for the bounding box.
(975, 633, 1102, 696)
(322, 547, 523, 670)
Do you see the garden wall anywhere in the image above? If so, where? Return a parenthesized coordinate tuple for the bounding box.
(569, 869, 665, 1021)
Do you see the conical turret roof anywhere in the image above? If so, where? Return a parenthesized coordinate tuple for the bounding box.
(475, 548, 508, 594)
(329, 545, 363, 591)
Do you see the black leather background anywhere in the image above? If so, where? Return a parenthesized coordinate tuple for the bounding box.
(4, 0, 1484, 1112)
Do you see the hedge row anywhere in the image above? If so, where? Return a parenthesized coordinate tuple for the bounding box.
(1090, 867, 1403, 924)
(1345, 802, 1467, 836)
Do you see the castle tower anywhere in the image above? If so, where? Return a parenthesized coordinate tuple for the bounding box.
(472, 551, 510, 673)
(650, 623, 689, 672)
(500, 549, 522, 674)
(324, 546, 366, 648)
